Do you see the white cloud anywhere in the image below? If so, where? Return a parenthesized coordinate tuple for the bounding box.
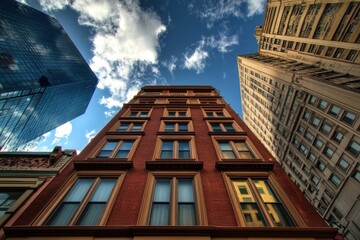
(16, 0, 28, 4)
(183, 30, 238, 73)
(246, 0, 266, 17)
(85, 129, 96, 143)
(38, 0, 70, 11)
(198, 0, 266, 28)
(37, 0, 167, 116)
(162, 56, 177, 77)
(184, 39, 208, 74)
(51, 122, 73, 145)
(206, 31, 238, 53)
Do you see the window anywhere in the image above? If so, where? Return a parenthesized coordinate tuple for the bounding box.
(210, 122, 236, 132)
(323, 145, 335, 158)
(230, 178, 295, 227)
(117, 122, 143, 132)
(319, 100, 328, 110)
(128, 111, 149, 117)
(320, 122, 332, 134)
(329, 174, 341, 187)
(353, 169, 360, 183)
(307, 152, 317, 162)
(337, 158, 350, 172)
(166, 109, 188, 117)
(96, 140, 135, 158)
(159, 140, 192, 159)
(45, 177, 117, 226)
(149, 178, 196, 225)
(316, 160, 326, 172)
(309, 96, 317, 105)
(0, 191, 23, 218)
(311, 116, 321, 127)
(304, 131, 315, 142)
(303, 111, 310, 121)
(346, 50, 356, 61)
(347, 139, 360, 156)
(311, 175, 320, 186)
(329, 105, 341, 117)
(341, 111, 356, 125)
(205, 110, 225, 117)
(163, 122, 189, 132)
(217, 140, 255, 159)
(332, 130, 344, 143)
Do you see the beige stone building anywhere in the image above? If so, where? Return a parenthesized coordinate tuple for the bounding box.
(237, 1, 360, 240)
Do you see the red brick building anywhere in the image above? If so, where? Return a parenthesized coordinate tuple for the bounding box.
(4, 86, 340, 239)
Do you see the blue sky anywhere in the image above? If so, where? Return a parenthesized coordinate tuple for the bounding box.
(18, 0, 265, 152)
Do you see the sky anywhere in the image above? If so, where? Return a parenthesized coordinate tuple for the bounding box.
(17, 0, 265, 153)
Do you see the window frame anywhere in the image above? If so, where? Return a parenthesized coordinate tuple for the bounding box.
(34, 171, 125, 226)
(114, 120, 146, 132)
(126, 109, 152, 118)
(154, 136, 197, 160)
(160, 120, 193, 132)
(137, 171, 207, 226)
(203, 108, 229, 118)
(89, 136, 141, 160)
(207, 120, 242, 133)
(164, 108, 190, 118)
(212, 136, 259, 160)
(222, 172, 304, 227)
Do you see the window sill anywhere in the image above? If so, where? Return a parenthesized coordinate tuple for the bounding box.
(106, 131, 145, 135)
(208, 132, 247, 136)
(157, 131, 195, 135)
(216, 160, 274, 171)
(146, 160, 203, 171)
(74, 159, 133, 170)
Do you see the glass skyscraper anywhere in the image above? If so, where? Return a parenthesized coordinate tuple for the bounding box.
(0, 0, 98, 150)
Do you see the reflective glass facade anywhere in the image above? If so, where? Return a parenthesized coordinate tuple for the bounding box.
(0, 1, 98, 150)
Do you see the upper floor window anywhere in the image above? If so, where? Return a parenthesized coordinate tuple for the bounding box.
(205, 110, 226, 117)
(347, 139, 359, 156)
(97, 140, 135, 158)
(329, 105, 341, 117)
(341, 111, 356, 125)
(117, 122, 144, 132)
(210, 122, 237, 132)
(128, 111, 149, 117)
(155, 137, 197, 160)
(45, 177, 117, 226)
(230, 178, 296, 227)
(161, 121, 191, 132)
(337, 157, 350, 172)
(216, 140, 255, 159)
(165, 108, 189, 117)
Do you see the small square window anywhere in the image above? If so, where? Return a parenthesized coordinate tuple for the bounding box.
(320, 122, 332, 134)
(316, 160, 326, 172)
(319, 100, 328, 110)
(347, 140, 360, 156)
(342, 111, 356, 125)
(337, 158, 350, 172)
(323, 146, 335, 158)
(311, 175, 320, 186)
(332, 130, 344, 143)
(311, 116, 321, 127)
(329, 174, 342, 187)
(303, 111, 310, 121)
(308, 152, 317, 162)
(314, 138, 324, 149)
(353, 170, 360, 182)
(309, 96, 317, 105)
(329, 105, 341, 117)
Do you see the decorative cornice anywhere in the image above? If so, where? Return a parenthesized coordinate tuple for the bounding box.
(146, 160, 203, 171)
